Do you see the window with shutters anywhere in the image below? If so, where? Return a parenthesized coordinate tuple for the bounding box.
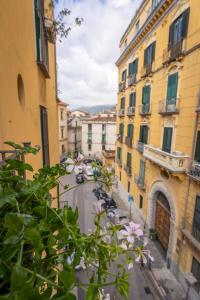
(61, 126, 64, 139)
(162, 127, 173, 153)
(40, 106, 50, 166)
(166, 73, 178, 104)
(168, 8, 190, 48)
(120, 97, 125, 109)
(139, 160, 145, 184)
(191, 257, 200, 293)
(128, 181, 130, 193)
(88, 144, 92, 151)
(34, 0, 49, 77)
(129, 92, 136, 107)
(126, 152, 131, 167)
(194, 131, 200, 162)
(117, 147, 122, 161)
(88, 124, 92, 132)
(119, 123, 124, 136)
(144, 42, 156, 66)
(139, 125, 148, 144)
(192, 195, 200, 242)
(121, 70, 127, 82)
(128, 59, 138, 76)
(127, 124, 133, 138)
(142, 86, 151, 105)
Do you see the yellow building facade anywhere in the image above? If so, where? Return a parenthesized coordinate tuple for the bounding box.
(0, 0, 60, 206)
(57, 100, 68, 158)
(115, 0, 200, 297)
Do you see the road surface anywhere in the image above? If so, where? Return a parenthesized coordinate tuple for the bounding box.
(59, 171, 155, 300)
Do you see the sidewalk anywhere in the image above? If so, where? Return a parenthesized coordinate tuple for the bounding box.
(112, 188, 186, 300)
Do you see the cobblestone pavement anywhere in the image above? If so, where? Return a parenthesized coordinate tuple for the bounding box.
(112, 189, 187, 300)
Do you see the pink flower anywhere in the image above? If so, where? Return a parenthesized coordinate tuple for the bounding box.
(135, 250, 154, 265)
(120, 221, 143, 244)
(93, 200, 105, 214)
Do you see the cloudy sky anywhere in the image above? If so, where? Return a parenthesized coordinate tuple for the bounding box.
(56, 0, 142, 109)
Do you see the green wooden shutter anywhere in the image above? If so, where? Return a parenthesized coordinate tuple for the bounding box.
(40, 106, 50, 166)
(142, 86, 150, 105)
(119, 123, 124, 136)
(151, 41, 156, 62)
(127, 124, 133, 138)
(130, 92, 136, 107)
(144, 48, 148, 66)
(122, 70, 127, 81)
(167, 73, 178, 104)
(128, 63, 132, 76)
(162, 127, 173, 153)
(181, 8, 190, 39)
(195, 131, 200, 162)
(168, 23, 174, 49)
(127, 152, 131, 167)
(121, 97, 125, 109)
(135, 58, 138, 74)
(117, 147, 122, 160)
(139, 160, 145, 183)
(140, 126, 148, 144)
(34, 0, 41, 61)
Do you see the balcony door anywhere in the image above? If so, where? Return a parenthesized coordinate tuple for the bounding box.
(166, 73, 178, 106)
(162, 127, 173, 153)
(195, 131, 200, 162)
(40, 106, 50, 166)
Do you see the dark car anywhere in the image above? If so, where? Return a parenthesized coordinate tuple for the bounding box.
(76, 174, 84, 184)
(83, 158, 93, 165)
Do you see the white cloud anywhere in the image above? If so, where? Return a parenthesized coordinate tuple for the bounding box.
(56, 0, 142, 109)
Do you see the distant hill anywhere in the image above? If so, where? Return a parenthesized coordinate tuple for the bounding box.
(76, 105, 116, 115)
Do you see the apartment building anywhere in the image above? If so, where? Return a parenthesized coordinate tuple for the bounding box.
(57, 100, 68, 159)
(68, 116, 82, 158)
(82, 116, 116, 159)
(115, 0, 200, 297)
(0, 0, 59, 205)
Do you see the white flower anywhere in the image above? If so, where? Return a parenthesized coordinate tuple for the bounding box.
(93, 200, 105, 214)
(127, 262, 134, 270)
(120, 241, 128, 250)
(143, 236, 149, 247)
(75, 257, 86, 270)
(135, 250, 154, 265)
(119, 221, 143, 245)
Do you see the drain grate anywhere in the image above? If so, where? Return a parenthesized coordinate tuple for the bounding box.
(144, 287, 151, 294)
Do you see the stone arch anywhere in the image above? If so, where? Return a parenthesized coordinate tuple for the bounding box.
(147, 180, 177, 266)
(166, 62, 183, 75)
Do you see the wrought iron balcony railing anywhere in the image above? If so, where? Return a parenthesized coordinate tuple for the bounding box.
(117, 134, 123, 143)
(158, 99, 180, 115)
(128, 74, 136, 86)
(118, 81, 126, 92)
(141, 62, 154, 78)
(124, 165, 132, 176)
(118, 108, 125, 117)
(134, 175, 145, 190)
(116, 158, 122, 167)
(163, 40, 185, 64)
(139, 104, 151, 116)
(127, 106, 135, 116)
(125, 136, 133, 148)
(136, 141, 144, 153)
(188, 163, 200, 182)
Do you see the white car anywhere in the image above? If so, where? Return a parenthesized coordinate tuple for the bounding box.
(83, 165, 94, 181)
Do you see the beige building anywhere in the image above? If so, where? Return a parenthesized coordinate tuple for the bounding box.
(0, 0, 60, 205)
(115, 0, 200, 297)
(68, 116, 82, 158)
(57, 100, 68, 159)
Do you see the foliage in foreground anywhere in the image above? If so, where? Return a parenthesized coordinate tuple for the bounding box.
(0, 143, 149, 299)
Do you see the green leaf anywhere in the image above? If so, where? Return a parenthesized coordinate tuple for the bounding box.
(0, 192, 17, 208)
(11, 265, 27, 292)
(24, 228, 43, 251)
(59, 270, 76, 290)
(85, 285, 99, 300)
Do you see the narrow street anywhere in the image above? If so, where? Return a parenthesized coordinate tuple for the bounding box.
(60, 172, 155, 300)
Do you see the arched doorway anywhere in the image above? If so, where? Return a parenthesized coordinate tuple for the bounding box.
(155, 192, 171, 253)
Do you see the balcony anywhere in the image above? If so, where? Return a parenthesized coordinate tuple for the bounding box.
(139, 104, 151, 116)
(182, 220, 200, 251)
(117, 134, 123, 143)
(118, 81, 126, 92)
(144, 144, 190, 173)
(188, 163, 200, 183)
(136, 141, 144, 153)
(128, 74, 136, 87)
(116, 158, 122, 167)
(158, 99, 180, 115)
(125, 136, 133, 148)
(127, 106, 135, 116)
(134, 175, 145, 190)
(141, 63, 154, 78)
(118, 108, 125, 117)
(163, 40, 185, 65)
(124, 165, 132, 176)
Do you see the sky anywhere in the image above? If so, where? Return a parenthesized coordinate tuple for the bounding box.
(56, 0, 142, 109)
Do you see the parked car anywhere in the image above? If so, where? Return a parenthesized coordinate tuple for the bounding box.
(76, 174, 84, 184)
(83, 165, 94, 181)
(83, 158, 94, 165)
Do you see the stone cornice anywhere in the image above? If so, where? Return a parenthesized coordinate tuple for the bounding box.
(116, 0, 174, 67)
